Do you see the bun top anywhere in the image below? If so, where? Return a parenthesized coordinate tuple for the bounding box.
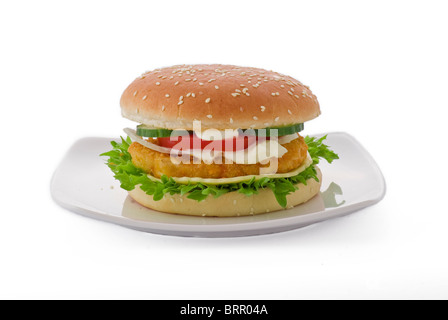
(121, 64, 320, 130)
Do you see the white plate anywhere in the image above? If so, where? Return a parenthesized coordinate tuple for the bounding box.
(51, 132, 386, 237)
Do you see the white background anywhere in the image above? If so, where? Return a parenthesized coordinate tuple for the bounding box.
(1, 0, 447, 299)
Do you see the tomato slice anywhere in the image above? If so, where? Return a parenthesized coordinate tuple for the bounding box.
(158, 134, 266, 152)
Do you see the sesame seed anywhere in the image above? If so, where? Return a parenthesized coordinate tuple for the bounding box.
(288, 109, 292, 115)
(230, 118, 233, 124)
(193, 78, 197, 82)
(208, 79, 216, 83)
(240, 84, 245, 87)
(271, 93, 276, 96)
(253, 116, 258, 120)
(253, 84, 259, 88)
(294, 94, 300, 99)
(142, 95, 147, 100)
(179, 95, 184, 100)
(191, 93, 196, 98)
(276, 92, 280, 96)
(215, 85, 219, 90)
(199, 82, 204, 86)
(158, 75, 163, 78)
(156, 82, 160, 86)
(185, 79, 192, 82)
(165, 94, 170, 98)
(248, 81, 252, 83)
(240, 72, 246, 76)
(288, 91, 293, 95)
(291, 88, 295, 92)
(242, 88, 249, 93)
(161, 76, 167, 79)
(264, 80, 269, 82)
(280, 85, 285, 88)
(240, 107, 244, 112)
(231, 93, 240, 97)
(235, 89, 241, 93)
(246, 93, 250, 96)
(260, 106, 266, 112)
(169, 76, 174, 79)
(133, 91, 138, 96)
(275, 117, 280, 122)
(178, 101, 184, 105)
(207, 114, 213, 119)
(174, 81, 179, 86)
(205, 98, 211, 103)
(162, 105, 166, 111)
(302, 91, 307, 97)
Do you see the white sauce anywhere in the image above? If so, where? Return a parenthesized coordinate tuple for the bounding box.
(146, 153, 313, 185)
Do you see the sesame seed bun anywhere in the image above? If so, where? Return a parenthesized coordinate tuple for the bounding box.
(127, 167, 322, 217)
(121, 64, 321, 130)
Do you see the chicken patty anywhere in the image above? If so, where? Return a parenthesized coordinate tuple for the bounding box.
(128, 135, 308, 179)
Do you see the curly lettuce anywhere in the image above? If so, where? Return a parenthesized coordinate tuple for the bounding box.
(100, 135, 338, 208)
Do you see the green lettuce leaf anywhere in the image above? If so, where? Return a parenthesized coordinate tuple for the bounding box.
(100, 135, 338, 208)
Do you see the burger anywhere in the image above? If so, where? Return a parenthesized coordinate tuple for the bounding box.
(101, 64, 338, 217)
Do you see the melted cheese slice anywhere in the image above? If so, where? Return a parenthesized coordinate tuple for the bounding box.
(147, 153, 313, 185)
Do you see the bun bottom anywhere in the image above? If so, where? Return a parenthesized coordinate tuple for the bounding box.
(128, 167, 322, 217)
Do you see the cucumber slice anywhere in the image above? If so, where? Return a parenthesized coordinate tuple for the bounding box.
(254, 123, 304, 137)
(136, 123, 304, 137)
(136, 125, 187, 137)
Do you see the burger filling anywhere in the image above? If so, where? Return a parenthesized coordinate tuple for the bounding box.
(128, 134, 308, 179)
(101, 129, 338, 208)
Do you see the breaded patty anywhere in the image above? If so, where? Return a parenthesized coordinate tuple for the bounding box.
(128, 135, 308, 179)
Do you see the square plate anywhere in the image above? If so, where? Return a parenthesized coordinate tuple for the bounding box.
(51, 132, 386, 237)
